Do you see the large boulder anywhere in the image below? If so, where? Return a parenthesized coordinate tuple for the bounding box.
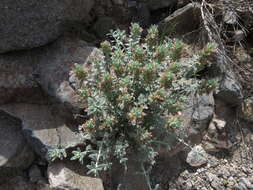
(0, 110, 34, 183)
(0, 51, 43, 104)
(159, 3, 205, 44)
(0, 103, 83, 160)
(48, 161, 104, 190)
(0, 0, 94, 53)
(37, 37, 99, 114)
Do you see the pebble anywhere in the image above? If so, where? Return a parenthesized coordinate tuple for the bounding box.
(186, 145, 208, 167)
(240, 177, 253, 189)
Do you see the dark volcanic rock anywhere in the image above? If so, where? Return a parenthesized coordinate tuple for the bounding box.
(0, 0, 94, 53)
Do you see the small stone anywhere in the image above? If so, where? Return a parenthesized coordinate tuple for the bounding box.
(208, 122, 217, 136)
(235, 182, 248, 190)
(186, 145, 208, 167)
(213, 118, 226, 131)
(240, 177, 253, 189)
(232, 30, 245, 42)
(203, 141, 219, 152)
(206, 172, 219, 182)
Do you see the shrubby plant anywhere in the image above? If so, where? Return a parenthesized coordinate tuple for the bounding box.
(48, 23, 217, 189)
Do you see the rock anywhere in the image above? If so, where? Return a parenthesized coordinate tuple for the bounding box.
(92, 17, 117, 38)
(0, 103, 83, 159)
(235, 183, 248, 190)
(48, 161, 104, 190)
(0, 110, 34, 179)
(223, 10, 237, 25)
(29, 165, 45, 184)
(213, 118, 226, 131)
(215, 54, 243, 105)
(215, 73, 243, 105)
(186, 145, 208, 167)
(159, 3, 203, 43)
(242, 97, 253, 121)
(232, 30, 245, 42)
(142, 0, 178, 10)
(0, 176, 36, 190)
(131, 3, 150, 28)
(206, 172, 225, 190)
(240, 177, 253, 189)
(0, 51, 43, 104)
(0, 0, 94, 53)
(37, 37, 99, 115)
(208, 122, 217, 136)
(203, 141, 219, 152)
(188, 93, 214, 144)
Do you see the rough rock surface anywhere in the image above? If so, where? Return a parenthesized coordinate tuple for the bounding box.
(0, 0, 94, 53)
(157, 92, 214, 158)
(0, 103, 83, 159)
(0, 51, 43, 104)
(0, 111, 34, 168)
(37, 37, 99, 114)
(0, 110, 34, 183)
(186, 145, 208, 167)
(48, 161, 104, 190)
(159, 3, 203, 43)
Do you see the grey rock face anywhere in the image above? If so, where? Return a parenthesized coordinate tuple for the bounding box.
(188, 93, 214, 144)
(48, 161, 104, 190)
(0, 0, 94, 53)
(0, 51, 43, 104)
(159, 3, 202, 43)
(37, 37, 99, 114)
(215, 73, 243, 105)
(0, 110, 34, 182)
(92, 17, 117, 38)
(157, 93, 214, 158)
(0, 103, 84, 160)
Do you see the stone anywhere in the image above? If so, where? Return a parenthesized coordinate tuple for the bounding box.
(0, 110, 34, 175)
(48, 161, 104, 190)
(232, 30, 245, 42)
(37, 37, 99, 115)
(0, 51, 43, 104)
(131, 3, 150, 28)
(213, 118, 226, 131)
(215, 54, 243, 105)
(141, 0, 178, 10)
(235, 183, 248, 190)
(92, 17, 117, 38)
(186, 145, 207, 167)
(242, 97, 253, 121)
(159, 3, 202, 43)
(0, 103, 83, 160)
(0, 0, 94, 53)
(215, 73, 243, 105)
(239, 177, 253, 189)
(188, 93, 214, 144)
(203, 141, 219, 152)
(0, 176, 36, 190)
(223, 10, 237, 25)
(29, 165, 45, 184)
(208, 122, 217, 136)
